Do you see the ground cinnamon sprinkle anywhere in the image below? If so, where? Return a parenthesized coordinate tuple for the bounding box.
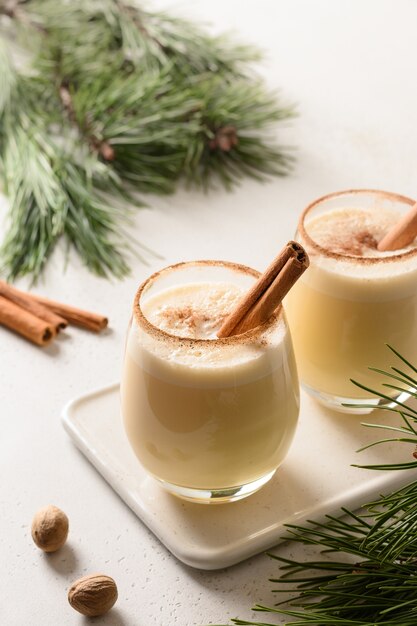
(158, 306, 227, 336)
(336, 230, 378, 256)
(304, 207, 412, 259)
(162, 306, 198, 328)
(357, 231, 378, 249)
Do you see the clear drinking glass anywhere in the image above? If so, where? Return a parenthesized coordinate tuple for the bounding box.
(285, 189, 417, 412)
(121, 260, 300, 504)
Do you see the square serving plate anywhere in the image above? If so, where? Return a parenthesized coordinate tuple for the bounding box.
(62, 384, 415, 570)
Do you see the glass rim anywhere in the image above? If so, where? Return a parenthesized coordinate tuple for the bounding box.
(299, 188, 417, 264)
(133, 260, 282, 346)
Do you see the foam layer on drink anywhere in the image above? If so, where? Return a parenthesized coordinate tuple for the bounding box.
(299, 207, 417, 299)
(306, 207, 415, 258)
(142, 281, 244, 340)
(128, 281, 288, 384)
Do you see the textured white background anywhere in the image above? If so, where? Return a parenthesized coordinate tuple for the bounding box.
(2, 1, 417, 624)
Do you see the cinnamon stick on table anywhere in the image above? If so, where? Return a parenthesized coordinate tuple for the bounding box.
(0, 296, 54, 346)
(0, 281, 67, 334)
(378, 201, 417, 251)
(217, 241, 309, 338)
(29, 293, 108, 333)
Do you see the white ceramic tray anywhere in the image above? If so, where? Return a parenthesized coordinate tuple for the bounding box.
(62, 384, 416, 570)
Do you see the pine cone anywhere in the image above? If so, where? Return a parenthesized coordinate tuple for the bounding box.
(209, 126, 238, 151)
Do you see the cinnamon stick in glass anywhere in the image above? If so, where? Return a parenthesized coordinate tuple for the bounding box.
(217, 241, 309, 338)
(0, 296, 54, 346)
(378, 201, 417, 251)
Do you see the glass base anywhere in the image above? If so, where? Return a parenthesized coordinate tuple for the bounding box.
(303, 383, 411, 414)
(156, 469, 277, 504)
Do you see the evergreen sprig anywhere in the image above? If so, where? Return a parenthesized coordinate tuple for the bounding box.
(0, 0, 295, 281)
(216, 346, 417, 626)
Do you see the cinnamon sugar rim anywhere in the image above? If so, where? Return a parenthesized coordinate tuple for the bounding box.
(133, 260, 282, 346)
(299, 188, 417, 263)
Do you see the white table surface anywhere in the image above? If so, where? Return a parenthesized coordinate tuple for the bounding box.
(2, 1, 417, 624)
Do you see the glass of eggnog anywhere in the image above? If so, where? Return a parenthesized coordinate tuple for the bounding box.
(121, 260, 300, 504)
(285, 189, 417, 412)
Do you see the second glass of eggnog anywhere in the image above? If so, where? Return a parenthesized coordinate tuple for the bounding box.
(285, 189, 417, 412)
(121, 261, 300, 504)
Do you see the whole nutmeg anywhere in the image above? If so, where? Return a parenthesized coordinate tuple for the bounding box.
(31, 504, 69, 552)
(68, 574, 118, 617)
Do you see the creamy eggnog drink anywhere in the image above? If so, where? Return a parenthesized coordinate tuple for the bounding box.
(121, 261, 300, 503)
(286, 190, 417, 411)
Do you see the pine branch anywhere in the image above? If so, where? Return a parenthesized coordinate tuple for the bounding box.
(182, 77, 295, 190)
(25, 0, 260, 76)
(0, 1, 295, 281)
(68, 68, 202, 193)
(0, 65, 134, 280)
(58, 83, 115, 162)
